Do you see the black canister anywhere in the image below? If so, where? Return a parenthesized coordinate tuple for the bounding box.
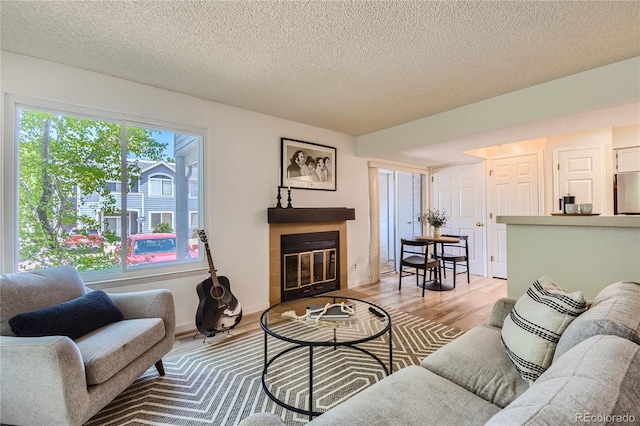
(562, 195, 575, 213)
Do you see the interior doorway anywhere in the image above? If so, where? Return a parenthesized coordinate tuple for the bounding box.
(431, 162, 486, 277)
(488, 153, 542, 278)
(379, 169, 425, 275)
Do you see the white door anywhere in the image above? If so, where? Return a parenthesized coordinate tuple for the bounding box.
(379, 171, 393, 266)
(431, 163, 486, 277)
(379, 170, 424, 273)
(556, 147, 604, 213)
(489, 154, 541, 279)
(397, 172, 415, 241)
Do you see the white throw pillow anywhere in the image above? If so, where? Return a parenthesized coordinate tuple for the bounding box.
(501, 276, 587, 384)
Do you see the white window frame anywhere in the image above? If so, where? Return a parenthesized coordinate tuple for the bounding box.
(189, 211, 199, 230)
(149, 211, 175, 231)
(103, 214, 122, 236)
(189, 179, 198, 198)
(106, 180, 123, 193)
(1, 95, 207, 286)
(149, 174, 174, 197)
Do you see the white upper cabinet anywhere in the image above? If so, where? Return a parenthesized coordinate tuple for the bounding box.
(617, 147, 640, 173)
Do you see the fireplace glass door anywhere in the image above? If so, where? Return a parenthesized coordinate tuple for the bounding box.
(281, 232, 339, 301)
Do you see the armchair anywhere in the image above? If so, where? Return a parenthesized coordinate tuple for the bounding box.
(0, 266, 175, 426)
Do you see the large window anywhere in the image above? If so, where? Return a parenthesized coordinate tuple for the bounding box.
(14, 105, 203, 278)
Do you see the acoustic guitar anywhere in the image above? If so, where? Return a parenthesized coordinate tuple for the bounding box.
(195, 230, 242, 336)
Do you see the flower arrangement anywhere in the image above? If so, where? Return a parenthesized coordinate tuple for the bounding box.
(424, 209, 448, 228)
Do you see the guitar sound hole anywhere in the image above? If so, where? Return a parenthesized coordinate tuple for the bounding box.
(210, 286, 225, 299)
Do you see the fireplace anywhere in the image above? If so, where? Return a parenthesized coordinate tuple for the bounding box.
(281, 231, 339, 301)
(267, 207, 355, 306)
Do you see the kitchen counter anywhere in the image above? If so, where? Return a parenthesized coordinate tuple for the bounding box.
(497, 215, 640, 228)
(497, 215, 640, 300)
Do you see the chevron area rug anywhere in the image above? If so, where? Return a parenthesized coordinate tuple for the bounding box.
(87, 307, 463, 426)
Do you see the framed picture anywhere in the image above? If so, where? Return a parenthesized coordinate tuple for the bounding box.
(280, 138, 336, 191)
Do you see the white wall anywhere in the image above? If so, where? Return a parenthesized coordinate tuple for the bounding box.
(0, 52, 372, 334)
(612, 125, 640, 149)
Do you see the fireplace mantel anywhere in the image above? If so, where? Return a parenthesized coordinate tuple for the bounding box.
(267, 207, 355, 223)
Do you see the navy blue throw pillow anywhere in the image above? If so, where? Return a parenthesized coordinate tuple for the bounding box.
(9, 290, 123, 340)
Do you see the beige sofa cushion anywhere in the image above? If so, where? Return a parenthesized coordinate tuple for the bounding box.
(554, 280, 640, 361)
(421, 324, 528, 408)
(308, 365, 501, 426)
(76, 318, 165, 385)
(486, 335, 640, 425)
(501, 276, 587, 383)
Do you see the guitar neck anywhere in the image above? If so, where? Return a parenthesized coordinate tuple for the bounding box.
(203, 242, 219, 282)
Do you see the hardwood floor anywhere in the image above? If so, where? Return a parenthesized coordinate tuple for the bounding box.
(338, 273, 508, 331)
(171, 273, 508, 355)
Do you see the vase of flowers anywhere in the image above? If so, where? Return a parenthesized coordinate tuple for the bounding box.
(424, 209, 448, 238)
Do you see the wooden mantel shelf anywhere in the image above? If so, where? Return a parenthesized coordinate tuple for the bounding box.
(267, 207, 355, 223)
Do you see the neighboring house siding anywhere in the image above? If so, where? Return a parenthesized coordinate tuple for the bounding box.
(76, 160, 195, 235)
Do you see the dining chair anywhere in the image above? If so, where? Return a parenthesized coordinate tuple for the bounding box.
(436, 234, 470, 288)
(398, 238, 440, 297)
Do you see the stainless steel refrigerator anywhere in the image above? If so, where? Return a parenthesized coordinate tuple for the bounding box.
(616, 172, 640, 215)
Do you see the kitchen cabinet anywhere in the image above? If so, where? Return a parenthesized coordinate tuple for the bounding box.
(616, 146, 640, 172)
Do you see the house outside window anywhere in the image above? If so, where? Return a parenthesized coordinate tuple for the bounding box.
(190, 211, 199, 231)
(107, 179, 139, 194)
(149, 175, 173, 197)
(11, 103, 204, 282)
(189, 179, 198, 197)
(150, 212, 174, 231)
(106, 181, 122, 193)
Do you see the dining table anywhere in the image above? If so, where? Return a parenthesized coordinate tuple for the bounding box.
(414, 235, 461, 291)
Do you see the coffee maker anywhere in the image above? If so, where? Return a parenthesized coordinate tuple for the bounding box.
(559, 194, 576, 214)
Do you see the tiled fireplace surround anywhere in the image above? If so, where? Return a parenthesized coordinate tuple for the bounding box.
(267, 208, 355, 306)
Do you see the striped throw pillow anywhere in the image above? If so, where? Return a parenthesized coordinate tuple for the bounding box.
(501, 276, 588, 384)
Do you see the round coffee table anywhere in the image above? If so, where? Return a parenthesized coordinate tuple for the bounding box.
(260, 295, 392, 419)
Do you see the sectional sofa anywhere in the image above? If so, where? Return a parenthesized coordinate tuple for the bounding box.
(241, 279, 640, 425)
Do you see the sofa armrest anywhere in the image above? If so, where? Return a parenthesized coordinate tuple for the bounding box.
(0, 335, 89, 425)
(489, 298, 517, 328)
(108, 289, 175, 337)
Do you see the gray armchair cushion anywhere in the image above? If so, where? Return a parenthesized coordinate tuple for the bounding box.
(421, 324, 528, 408)
(554, 280, 640, 361)
(76, 318, 165, 385)
(487, 335, 640, 425)
(9, 290, 123, 339)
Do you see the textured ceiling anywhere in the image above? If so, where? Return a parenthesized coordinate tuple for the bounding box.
(2, 1, 640, 142)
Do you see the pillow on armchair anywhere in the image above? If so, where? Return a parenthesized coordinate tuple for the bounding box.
(501, 276, 587, 384)
(9, 290, 123, 339)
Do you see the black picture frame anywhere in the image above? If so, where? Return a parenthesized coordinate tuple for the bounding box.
(280, 138, 336, 191)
